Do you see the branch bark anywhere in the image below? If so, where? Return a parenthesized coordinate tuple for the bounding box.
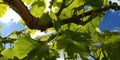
(3, 0, 119, 31)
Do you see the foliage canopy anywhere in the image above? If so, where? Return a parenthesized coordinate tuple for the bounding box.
(0, 0, 120, 60)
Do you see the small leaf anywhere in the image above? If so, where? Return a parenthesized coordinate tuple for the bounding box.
(30, 5, 44, 18)
(0, 4, 7, 17)
(1, 48, 15, 59)
(61, 23, 79, 31)
(50, 11, 57, 21)
(22, 0, 32, 5)
(68, 0, 85, 8)
(56, 0, 62, 2)
(59, 8, 73, 19)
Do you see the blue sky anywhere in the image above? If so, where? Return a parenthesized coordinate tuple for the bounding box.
(0, 21, 25, 37)
(0, 8, 25, 37)
(99, 10, 120, 31)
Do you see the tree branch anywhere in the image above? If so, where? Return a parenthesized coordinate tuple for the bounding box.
(3, 0, 53, 31)
(3, 0, 120, 31)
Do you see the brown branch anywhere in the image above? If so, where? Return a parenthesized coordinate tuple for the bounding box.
(3, 0, 33, 25)
(3, 0, 53, 31)
(3, 0, 119, 31)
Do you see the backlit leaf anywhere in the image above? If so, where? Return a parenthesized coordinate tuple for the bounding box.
(59, 8, 74, 19)
(1, 48, 15, 59)
(50, 11, 57, 21)
(22, 0, 33, 5)
(13, 36, 38, 59)
(30, 5, 44, 18)
(0, 4, 7, 17)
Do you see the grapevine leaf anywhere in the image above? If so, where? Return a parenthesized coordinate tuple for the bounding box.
(91, 31, 120, 60)
(13, 36, 38, 59)
(83, 13, 103, 32)
(27, 42, 52, 59)
(54, 30, 91, 58)
(59, 0, 85, 20)
(1, 48, 15, 59)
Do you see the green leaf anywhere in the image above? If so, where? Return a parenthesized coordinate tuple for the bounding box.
(7, 31, 18, 39)
(68, 0, 85, 8)
(91, 31, 120, 60)
(30, 5, 44, 18)
(59, 8, 73, 19)
(83, 13, 103, 32)
(53, 21, 61, 31)
(27, 42, 52, 60)
(59, 0, 85, 20)
(85, 0, 108, 8)
(56, 0, 62, 2)
(0, 37, 3, 51)
(1, 48, 15, 59)
(65, 0, 73, 6)
(103, 41, 120, 60)
(0, 43, 3, 51)
(13, 36, 38, 59)
(22, 0, 33, 5)
(40, 13, 52, 23)
(0, 57, 8, 60)
(50, 11, 57, 21)
(0, 0, 3, 2)
(0, 4, 7, 17)
(54, 30, 91, 58)
(60, 23, 79, 31)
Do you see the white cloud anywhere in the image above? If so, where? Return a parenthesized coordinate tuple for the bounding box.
(110, 0, 120, 5)
(44, 0, 51, 13)
(108, 0, 120, 12)
(31, 30, 56, 39)
(0, 8, 20, 23)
